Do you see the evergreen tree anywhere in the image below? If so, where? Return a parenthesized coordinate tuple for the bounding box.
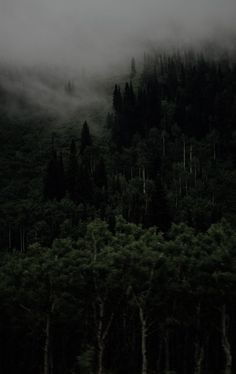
(67, 139, 79, 202)
(80, 121, 92, 155)
(44, 150, 65, 201)
(112, 84, 122, 113)
(57, 152, 66, 200)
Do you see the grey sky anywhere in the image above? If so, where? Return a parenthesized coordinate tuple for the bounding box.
(0, 0, 236, 69)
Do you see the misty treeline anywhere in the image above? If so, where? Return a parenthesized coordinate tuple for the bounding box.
(0, 50, 235, 373)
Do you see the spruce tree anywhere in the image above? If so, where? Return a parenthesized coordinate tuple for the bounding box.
(67, 140, 79, 202)
(80, 121, 92, 155)
(113, 84, 122, 113)
(44, 150, 60, 200)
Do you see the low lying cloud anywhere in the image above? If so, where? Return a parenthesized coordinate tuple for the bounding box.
(0, 0, 236, 70)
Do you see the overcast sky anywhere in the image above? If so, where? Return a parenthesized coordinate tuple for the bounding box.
(0, 0, 236, 69)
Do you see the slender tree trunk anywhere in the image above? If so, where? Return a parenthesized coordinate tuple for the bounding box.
(97, 342, 104, 374)
(95, 298, 114, 374)
(194, 342, 204, 374)
(189, 144, 193, 173)
(164, 330, 170, 374)
(221, 304, 232, 374)
(142, 167, 146, 195)
(97, 300, 104, 374)
(194, 303, 204, 374)
(44, 313, 51, 374)
(139, 305, 148, 374)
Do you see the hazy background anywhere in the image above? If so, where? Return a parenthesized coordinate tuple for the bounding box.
(0, 0, 236, 124)
(1, 0, 236, 70)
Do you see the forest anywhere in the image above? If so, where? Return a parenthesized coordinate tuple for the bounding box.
(0, 50, 236, 374)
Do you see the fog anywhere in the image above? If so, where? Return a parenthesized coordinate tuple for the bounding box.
(1, 0, 236, 70)
(0, 0, 235, 123)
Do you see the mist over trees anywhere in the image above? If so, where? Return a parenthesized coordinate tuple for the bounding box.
(0, 50, 235, 374)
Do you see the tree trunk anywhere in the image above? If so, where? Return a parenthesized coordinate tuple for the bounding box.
(194, 342, 204, 374)
(44, 313, 50, 374)
(139, 305, 148, 374)
(142, 167, 146, 195)
(221, 304, 232, 374)
(189, 144, 193, 173)
(97, 299, 104, 374)
(164, 330, 170, 374)
(97, 342, 104, 374)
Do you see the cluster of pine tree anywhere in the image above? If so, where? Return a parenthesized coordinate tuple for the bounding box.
(44, 121, 107, 206)
(0, 49, 235, 374)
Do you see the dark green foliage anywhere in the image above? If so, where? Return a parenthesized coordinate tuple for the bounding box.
(0, 50, 235, 374)
(0, 219, 235, 374)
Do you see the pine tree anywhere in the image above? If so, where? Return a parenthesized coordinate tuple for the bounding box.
(80, 121, 92, 155)
(67, 140, 79, 202)
(113, 85, 122, 113)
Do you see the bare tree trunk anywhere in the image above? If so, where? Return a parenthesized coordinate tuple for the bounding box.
(139, 305, 148, 374)
(189, 144, 193, 173)
(44, 301, 55, 374)
(97, 299, 104, 374)
(44, 313, 50, 374)
(194, 342, 204, 374)
(164, 330, 170, 374)
(194, 304, 204, 374)
(142, 167, 146, 195)
(97, 342, 104, 374)
(96, 298, 114, 374)
(221, 304, 232, 374)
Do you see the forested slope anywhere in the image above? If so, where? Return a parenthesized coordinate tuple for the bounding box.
(0, 51, 235, 374)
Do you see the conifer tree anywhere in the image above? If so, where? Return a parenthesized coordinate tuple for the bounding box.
(67, 139, 79, 202)
(80, 121, 92, 155)
(113, 84, 122, 113)
(44, 150, 61, 200)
